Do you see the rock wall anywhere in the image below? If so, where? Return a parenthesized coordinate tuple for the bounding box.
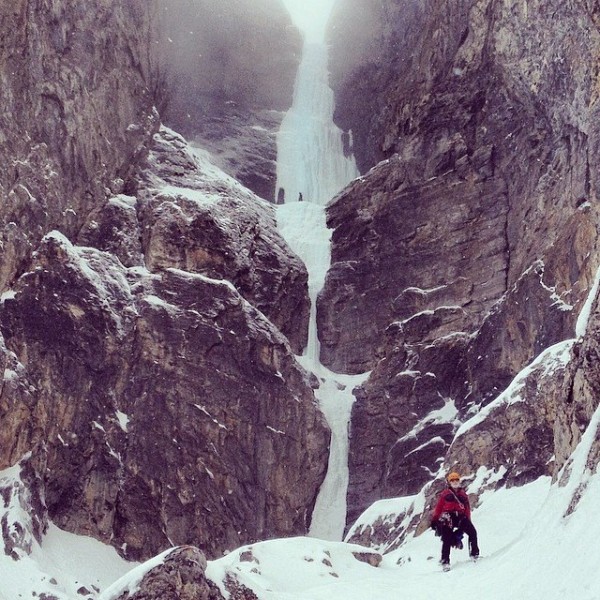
(324, 0, 600, 524)
(0, 0, 327, 563)
(129, 128, 310, 353)
(0, 0, 159, 292)
(0, 128, 327, 561)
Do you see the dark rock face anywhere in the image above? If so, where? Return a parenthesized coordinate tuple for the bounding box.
(329, 0, 600, 285)
(0, 0, 326, 565)
(318, 157, 510, 374)
(323, 0, 600, 525)
(157, 0, 302, 201)
(345, 221, 600, 525)
(189, 109, 284, 204)
(0, 228, 328, 560)
(324, 0, 600, 372)
(0, 0, 159, 292)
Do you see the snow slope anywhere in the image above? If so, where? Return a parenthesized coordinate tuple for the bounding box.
(0, 462, 135, 599)
(6, 424, 600, 600)
(206, 467, 600, 599)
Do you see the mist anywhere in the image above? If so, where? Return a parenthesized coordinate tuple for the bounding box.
(280, 0, 337, 40)
(151, 0, 380, 200)
(156, 0, 302, 135)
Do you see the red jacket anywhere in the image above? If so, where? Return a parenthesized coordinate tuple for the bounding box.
(432, 486, 471, 521)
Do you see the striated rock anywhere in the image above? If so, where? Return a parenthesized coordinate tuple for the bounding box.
(133, 127, 310, 354)
(318, 157, 509, 374)
(345, 238, 597, 525)
(324, 0, 600, 368)
(0, 0, 159, 291)
(0, 230, 329, 560)
(446, 340, 576, 487)
(322, 0, 600, 526)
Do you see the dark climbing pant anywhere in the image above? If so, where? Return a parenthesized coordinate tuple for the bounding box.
(441, 517, 479, 563)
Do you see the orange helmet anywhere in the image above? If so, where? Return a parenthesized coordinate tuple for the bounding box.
(447, 472, 461, 482)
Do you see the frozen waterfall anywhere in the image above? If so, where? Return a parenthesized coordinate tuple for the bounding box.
(275, 40, 358, 206)
(276, 3, 367, 541)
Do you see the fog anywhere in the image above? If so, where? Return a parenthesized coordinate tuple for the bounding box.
(156, 0, 302, 136)
(280, 0, 337, 40)
(153, 0, 380, 183)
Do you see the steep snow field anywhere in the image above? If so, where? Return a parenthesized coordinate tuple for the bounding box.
(0, 517, 134, 599)
(4, 416, 600, 599)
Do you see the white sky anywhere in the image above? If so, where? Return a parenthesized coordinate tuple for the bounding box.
(280, 0, 337, 40)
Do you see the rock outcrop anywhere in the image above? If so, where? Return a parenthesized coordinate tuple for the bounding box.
(0, 455, 47, 561)
(323, 0, 600, 525)
(0, 132, 327, 560)
(100, 546, 222, 600)
(131, 128, 310, 353)
(318, 156, 510, 374)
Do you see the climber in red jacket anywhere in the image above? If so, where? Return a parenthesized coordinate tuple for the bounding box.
(430, 471, 479, 568)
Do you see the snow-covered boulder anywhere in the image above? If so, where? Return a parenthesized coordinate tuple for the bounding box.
(206, 537, 382, 599)
(100, 546, 218, 600)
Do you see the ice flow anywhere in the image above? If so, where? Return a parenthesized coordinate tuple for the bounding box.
(275, 44, 357, 204)
(275, 4, 365, 541)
